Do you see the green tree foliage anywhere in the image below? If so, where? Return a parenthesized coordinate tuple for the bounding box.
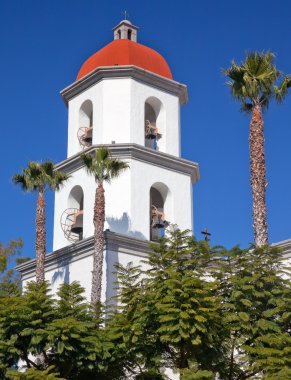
(215, 244, 291, 379)
(0, 229, 290, 379)
(224, 52, 291, 247)
(12, 161, 69, 283)
(0, 239, 30, 297)
(109, 228, 226, 378)
(0, 239, 23, 273)
(0, 281, 125, 380)
(6, 366, 65, 380)
(110, 229, 291, 379)
(81, 147, 129, 304)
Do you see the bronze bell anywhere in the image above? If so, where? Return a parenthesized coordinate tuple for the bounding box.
(151, 206, 166, 229)
(71, 210, 84, 234)
(82, 127, 93, 144)
(145, 120, 160, 140)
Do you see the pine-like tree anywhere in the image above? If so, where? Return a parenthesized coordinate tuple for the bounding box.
(111, 228, 226, 377)
(0, 281, 122, 379)
(215, 244, 291, 379)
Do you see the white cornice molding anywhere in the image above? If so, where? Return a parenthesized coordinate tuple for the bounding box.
(60, 65, 188, 105)
(112, 20, 139, 31)
(54, 144, 200, 183)
(16, 231, 152, 281)
(273, 239, 291, 258)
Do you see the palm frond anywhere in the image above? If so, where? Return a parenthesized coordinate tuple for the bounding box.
(260, 95, 270, 110)
(13, 162, 43, 192)
(240, 101, 253, 113)
(275, 75, 291, 103)
(105, 159, 130, 182)
(224, 51, 288, 112)
(81, 153, 94, 172)
(41, 161, 55, 177)
(13, 160, 69, 193)
(12, 174, 30, 191)
(82, 147, 129, 183)
(50, 170, 70, 191)
(96, 147, 109, 163)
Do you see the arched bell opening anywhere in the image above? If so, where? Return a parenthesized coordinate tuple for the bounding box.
(144, 97, 164, 151)
(127, 29, 132, 40)
(61, 186, 84, 243)
(78, 100, 93, 148)
(150, 184, 170, 241)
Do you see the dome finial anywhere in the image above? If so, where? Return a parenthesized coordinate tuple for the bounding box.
(113, 18, 139, 42)
(123, 10, 129, 20)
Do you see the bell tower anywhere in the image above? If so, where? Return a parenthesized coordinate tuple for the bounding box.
(113, 19, 138, 42)
(18, 20, 200, 302)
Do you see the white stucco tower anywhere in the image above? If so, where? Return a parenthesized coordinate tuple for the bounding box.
(18, 20, 200, 301)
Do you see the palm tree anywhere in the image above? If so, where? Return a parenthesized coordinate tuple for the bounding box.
(224, 52, 291, 246)
(81, 147, 129, 304)
(13, 161, 69, 283)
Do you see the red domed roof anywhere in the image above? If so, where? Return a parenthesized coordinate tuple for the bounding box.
(77, 39, 172, 80)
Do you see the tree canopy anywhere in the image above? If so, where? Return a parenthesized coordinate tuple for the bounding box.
(0, 230, 290, 379)
(224, 51, 291, 112)
(12, 161, 69, 193)
(81, 147, 129, 184)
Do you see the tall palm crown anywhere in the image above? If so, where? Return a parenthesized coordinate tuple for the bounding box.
(224, 52, 290, 110)
(13, 161, 69, 193)
(81, 147, 129, 304)
(81, 147, 129, 183)
(224, 52, 290, 246)
(13, 161, 69, 283)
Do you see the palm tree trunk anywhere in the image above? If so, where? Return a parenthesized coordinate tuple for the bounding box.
(249, 103, 268, 246)
(35, 190, 46, 283)
(91, 180, 105, 304)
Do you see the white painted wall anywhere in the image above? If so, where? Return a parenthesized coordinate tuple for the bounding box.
(130, 80, 180, 156)
(129, 159, 193, 239)
(53, 161, 131, 251)
(22, 248, 147, 305)
(67, 77, 181, 157)
(67, 82, 104, 157)
(53, 157, 193, 250)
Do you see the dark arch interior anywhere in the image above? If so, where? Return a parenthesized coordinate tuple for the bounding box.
(150, 187, 163, 210)
(150, 187, 165, 241)
(68, 186, 84, 240)
(145, 103, 158, 149)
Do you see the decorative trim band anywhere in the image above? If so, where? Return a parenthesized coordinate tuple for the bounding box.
(16, 231, 152, 281)
(274, 239, 291, 258)
(60, 65, 188, 105)
(54, 143, 200, 183)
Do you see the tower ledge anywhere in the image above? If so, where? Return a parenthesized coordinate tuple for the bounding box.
(61, 65, 188, 106)
(54, 143, 200, 183)
(16, 231, 152, 282)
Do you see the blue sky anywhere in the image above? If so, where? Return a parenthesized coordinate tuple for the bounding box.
(1, 0, 291, 259)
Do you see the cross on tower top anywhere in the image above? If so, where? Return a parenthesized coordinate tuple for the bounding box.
(123, 10, 129, 20)
(201, 228, 211, 241)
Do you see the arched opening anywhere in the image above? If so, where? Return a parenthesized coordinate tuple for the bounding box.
(78, 100, 93, 148)
(60, 186, 84, 242)
(127, 29, 132, 40)
(144, 97, 164, 151)
(118, 29, 121, 39)
(150, 183, 170, 241)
